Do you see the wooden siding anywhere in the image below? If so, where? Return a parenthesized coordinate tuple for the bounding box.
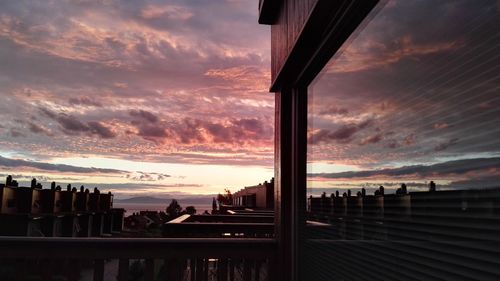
(271, 0, 317, 84)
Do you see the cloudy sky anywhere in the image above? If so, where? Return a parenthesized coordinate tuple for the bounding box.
(307, 0, 500, 194)
(0, 0, 273, 198)
(1, 0, 498, 199)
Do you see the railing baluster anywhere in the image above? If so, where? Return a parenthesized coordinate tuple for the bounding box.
(195, 258, 204, 281)
(189, 258, 195, 281)
(254, 260, 261, 281)
(118, 258, 129, 281)
(217, 258, 228, 281)
(145, 258, 155, 281)
(0, 237, 276, 281)
(229, 259, 235, 281)
(203, 258, 209, 281)
(243, 259, 252, 281)
(93, 259, 105, 281)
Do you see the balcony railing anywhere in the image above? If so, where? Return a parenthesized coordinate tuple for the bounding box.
(163, 215, 274, 238)
(0, 237, 277, 281)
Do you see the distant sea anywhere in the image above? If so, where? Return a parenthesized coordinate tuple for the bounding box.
(114, 202, 212, 215)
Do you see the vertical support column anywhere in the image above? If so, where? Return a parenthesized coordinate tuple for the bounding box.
(274, 87, 307, 281)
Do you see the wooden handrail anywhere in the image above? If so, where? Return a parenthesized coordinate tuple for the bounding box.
(0, 237, 277, 259)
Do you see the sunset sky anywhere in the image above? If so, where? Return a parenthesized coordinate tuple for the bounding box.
(0, 0, 273, 198)
(1, 0, 498, 199)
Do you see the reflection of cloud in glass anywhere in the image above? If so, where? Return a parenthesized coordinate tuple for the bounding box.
(308, 0, 500, 192)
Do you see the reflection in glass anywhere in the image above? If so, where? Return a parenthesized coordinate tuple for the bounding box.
(304, 1, 500, 280)
(308, 0, 500, 195)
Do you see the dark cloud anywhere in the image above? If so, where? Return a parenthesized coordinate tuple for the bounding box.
(137, 124, 169, 140)
(87, 121, 116, 139)
(125, 172, 171, 181)
(309, 119, 373, 144)
(176, 118, 205, 144)
(68, 96, 102, 107)
(130, 116, 270, 145)
(231, 118, 264, 134)
(130, 110, 159, 123)
(40, 109, 116, 139)
(309, 157, 500, 180)
(0, 155, 124, 174)
(56, 114, 89, 132)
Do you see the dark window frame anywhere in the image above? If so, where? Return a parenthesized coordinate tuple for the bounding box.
(263, 1, 380, 280)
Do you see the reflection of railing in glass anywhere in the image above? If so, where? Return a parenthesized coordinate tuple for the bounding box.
(305, 188, 500, 280)
(307, 188, 500, 241)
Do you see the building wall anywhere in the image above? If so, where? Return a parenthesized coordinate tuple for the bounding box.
(233, 181, 273, 209)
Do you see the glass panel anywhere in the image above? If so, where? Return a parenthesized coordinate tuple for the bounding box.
(305, 1, 500, 280)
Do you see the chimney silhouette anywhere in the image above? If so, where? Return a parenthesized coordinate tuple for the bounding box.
(31, 178, 37, 189)
(6, 175, 12, 186)
(429, 181, 436, 192)
(51, 182, 56, 190)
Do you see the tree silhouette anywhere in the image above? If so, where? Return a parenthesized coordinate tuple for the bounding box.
(166, 199, 182, 218)
(212, 197, 217, 212)
(217, 189, 233, 205)
(185, 206, 197, 215)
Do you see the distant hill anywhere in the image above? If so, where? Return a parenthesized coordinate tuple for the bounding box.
(115, 196, 168, 204)
(115, 195, 213, 205)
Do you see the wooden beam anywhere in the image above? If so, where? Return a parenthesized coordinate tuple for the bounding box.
(269, 0, 379, 92)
